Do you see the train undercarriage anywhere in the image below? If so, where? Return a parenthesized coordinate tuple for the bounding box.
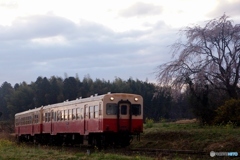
(16, 132, 139, 148)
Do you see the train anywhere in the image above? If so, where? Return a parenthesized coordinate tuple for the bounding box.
(15, 93, 143, 147)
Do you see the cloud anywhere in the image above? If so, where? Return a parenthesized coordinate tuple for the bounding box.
(207, 0, 240, 21)
(0, 1, 18, 9)
(119, 2, 162, 18)
(0, 13, 175, 85)
(0, 15, 76, 41)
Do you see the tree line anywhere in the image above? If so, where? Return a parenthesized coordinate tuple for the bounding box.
(0, 75, 193, 122)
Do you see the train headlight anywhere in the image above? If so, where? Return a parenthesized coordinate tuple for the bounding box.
(110, 97, 114, 101)
(134, 97, 138, 102)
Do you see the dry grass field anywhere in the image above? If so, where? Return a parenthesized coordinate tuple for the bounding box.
(0, 120, 240, 160)
(130, 119, 240, 159)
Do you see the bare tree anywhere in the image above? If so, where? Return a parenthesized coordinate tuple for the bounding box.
(156, 14, 240, 99)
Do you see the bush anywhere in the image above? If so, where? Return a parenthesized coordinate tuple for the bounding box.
(145, 118, 154, 128)
(214, 99, 240, 126)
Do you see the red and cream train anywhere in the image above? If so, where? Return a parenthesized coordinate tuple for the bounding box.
(15, 93, 143, 147)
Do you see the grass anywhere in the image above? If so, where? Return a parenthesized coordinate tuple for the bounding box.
(0, 141, 152, 160)
(1, 120, 240, 160)
(130, 119, 240, 159)
(132, 122, 240, 152)
(0, 133, 153, 160)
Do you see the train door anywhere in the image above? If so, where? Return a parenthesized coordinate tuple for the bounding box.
(93, 105, 99, 131)
(98, 102, 102, 130)
(84, 105, 88, 134)
(50, 110, 54, 135)
(118, 103, 131, 131)
(31, 113, 34, 136)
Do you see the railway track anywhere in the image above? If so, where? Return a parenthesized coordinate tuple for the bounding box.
(131, 148, 208, 155)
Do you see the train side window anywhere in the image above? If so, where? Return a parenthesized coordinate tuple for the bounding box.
(72, 109, 76, 120)
(106, 103, 117, 115)
(30, 116, 32, 124)
(57, 111, 61, 121)
(121, 105, 127, 115)
(61, 110, 64, 121)
(89, 106, 94, 119)
(76, 108, 80, 119)
(94, 105, 99, 118)
(54, 112, 57, 121)
(81, 108, 83, 119)
(99, 103, 102, 115)
(75, 108, 78, 119)
(85, 106, 89, 119)
(47, 113, 50, 122)
(132, 104, 141, 116)
(58, 111, 62, 121)
(64, 110, 67, 121)
(45, 113, 47, 122)
(69, 109, 72, 120)
(52, 112, 54, 121)
(34, 115, 38, 123)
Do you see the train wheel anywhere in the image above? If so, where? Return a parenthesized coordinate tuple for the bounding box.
(119, 134, 132, 147)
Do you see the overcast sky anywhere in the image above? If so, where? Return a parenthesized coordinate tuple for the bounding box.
(1, 0, 240, 85)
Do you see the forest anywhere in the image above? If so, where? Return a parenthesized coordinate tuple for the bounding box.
(0, 75, 194, 122)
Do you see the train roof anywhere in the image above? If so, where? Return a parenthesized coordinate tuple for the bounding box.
(15, 93, 141, 117)
(15, 106, 43, 117)
(43, 93, 141, 109)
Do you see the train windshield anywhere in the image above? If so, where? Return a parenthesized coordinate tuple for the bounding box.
(131, 104, 141, 115)
(106, 103, 117, 115)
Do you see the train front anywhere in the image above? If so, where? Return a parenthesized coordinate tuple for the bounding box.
(102, 93, 143, 147)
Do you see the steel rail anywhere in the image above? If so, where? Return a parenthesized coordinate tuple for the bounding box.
(131, 148, 208, 155)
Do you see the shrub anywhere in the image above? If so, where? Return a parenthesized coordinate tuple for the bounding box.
(214, 99, 240, 126)
(145, 118, 154, 128)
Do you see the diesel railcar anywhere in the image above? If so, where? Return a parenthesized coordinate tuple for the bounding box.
(15, 93, 143, 147)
